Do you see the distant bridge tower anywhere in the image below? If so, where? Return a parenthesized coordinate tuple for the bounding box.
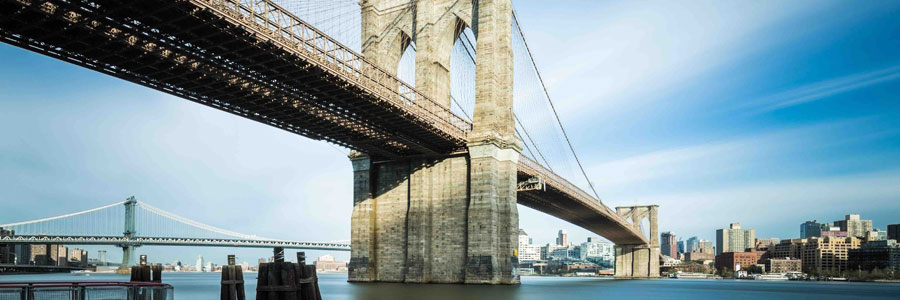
(117, 196, 139, 274)
(350, 0, 520, 284)
(613, 205, 661, 278)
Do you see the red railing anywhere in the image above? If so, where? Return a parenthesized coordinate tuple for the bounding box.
(0, 282, 173, 300)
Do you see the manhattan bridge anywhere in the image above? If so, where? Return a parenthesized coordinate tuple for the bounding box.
(0, 197, 352, 268)
(0, 0, 661, 283)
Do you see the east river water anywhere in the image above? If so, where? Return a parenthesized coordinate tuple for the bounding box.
(2, 272, 900, 300)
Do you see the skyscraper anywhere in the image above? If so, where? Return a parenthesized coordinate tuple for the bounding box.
(700, 240, 715, 253)
(889, 224, 900, 241)
(660, 232, 677, 258)
(97, 250, 107, 266)
(518, 229, 541, 262)
(801, 220, 823, 238)
(556, 230, 568, 246)
(196, 255, 205, 272)
(833, 214, 873, 238)
(716, 223, 755, 255)
(685, 237, 700, 253)
(677, 240, 685, 254)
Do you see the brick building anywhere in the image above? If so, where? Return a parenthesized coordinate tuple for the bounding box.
(314, 255, 347, 272)
(766, 258, 802, 273)
(715, 250, 765, 271)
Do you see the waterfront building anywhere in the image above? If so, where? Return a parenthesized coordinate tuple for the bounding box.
(684, 250, 715, 262)
(766, 258, 802, 273)
(661, 232, 677, 257)
(315, 255, 348, 272)
(12, 245, 29, 265)
(556, 230, 568, 246)
(661, 256, 682, 267)
(771, 239, 806, 259)
(98, 250, 107, 266)
(801, 220, 824, 238)
(715, 250, 764, 271)
(0, 227, 12, 264)
(864, 229, 888, 241)
(716, 223, 755, 255)
(196, 255, 205, 272)
(67, 248, 88, 267)
(889, 224, 900, 241)
(550, 245, 581, 260)
(800, 237, 861, 273)
(580, 237, 614, 264)
(686, 237, 700, 253)
(833, 214, 872, 239)
(28, 245, 47, 265)
(541, 244, 565, 261)
(517, 229, 541, 263)
(821, 230, 848, 237)
(848, 240, 900, 271)
(206, 262, 215, 272)
(28, 244, 68, 266)
(678, 240, 685, 254)
(755, 238, 779, 251)
(699, 240, 715, 253)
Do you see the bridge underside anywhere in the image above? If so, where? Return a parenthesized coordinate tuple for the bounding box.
(0, 0, 658, 282)
(0, 0, 467, 158)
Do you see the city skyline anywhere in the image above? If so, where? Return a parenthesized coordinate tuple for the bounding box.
(2, 0, 900, 265)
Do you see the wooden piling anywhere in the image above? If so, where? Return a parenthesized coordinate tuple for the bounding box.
(221, 255, 246, 300)
(253, 250, 322, 300)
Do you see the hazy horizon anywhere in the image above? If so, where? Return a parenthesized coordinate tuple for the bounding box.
(2, 0, 900, 265)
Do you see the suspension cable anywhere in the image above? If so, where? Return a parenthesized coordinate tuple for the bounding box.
(511, 10, 603, 203)
(0, 201, 127, 227)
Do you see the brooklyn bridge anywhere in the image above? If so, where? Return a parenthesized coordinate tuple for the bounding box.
(0, 0, 660, 284)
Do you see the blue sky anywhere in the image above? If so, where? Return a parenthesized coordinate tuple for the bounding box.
(2, 0, 900, 264)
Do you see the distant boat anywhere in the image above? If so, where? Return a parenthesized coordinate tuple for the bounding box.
(827, 277, 848, 281)
(671, 272, 714, 279)
(752, 274, 788, 281)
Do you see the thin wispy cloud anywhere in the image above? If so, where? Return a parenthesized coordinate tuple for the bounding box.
(631, 168, 900, 240)
(587, 115, 900, 210)
(746, 65, 900, 113)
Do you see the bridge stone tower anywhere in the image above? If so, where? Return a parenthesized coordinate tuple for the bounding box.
(116, 196, 139, 274)
(613, 205, 660, 278)
(350, 0, 520, 284)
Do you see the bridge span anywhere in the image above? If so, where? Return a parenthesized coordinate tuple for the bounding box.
(0, 0, 660, 283)
(0, 236, 350, 251)
(0, 197, 350, 270)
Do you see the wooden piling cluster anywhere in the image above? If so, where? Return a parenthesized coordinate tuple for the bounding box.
(221, 249, 322, 300)
(129, 264, 162, 282)
(130, 255, 166, 299)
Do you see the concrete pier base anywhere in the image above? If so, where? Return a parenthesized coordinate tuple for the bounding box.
(614, 244, 660, 278)
(614, 205, 661, 278)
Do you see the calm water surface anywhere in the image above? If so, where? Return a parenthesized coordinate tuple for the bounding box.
(2, 272, 899, 300)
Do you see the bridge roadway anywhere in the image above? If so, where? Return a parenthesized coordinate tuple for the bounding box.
(0, 0, 646, 245)
(0, 235, 351, 251)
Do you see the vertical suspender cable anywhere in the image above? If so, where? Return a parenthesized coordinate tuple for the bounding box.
(511, 10, 604, 203)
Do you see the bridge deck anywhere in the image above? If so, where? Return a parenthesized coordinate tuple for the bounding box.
(0, 0, 646, 245)
(0, 235, 351, 251)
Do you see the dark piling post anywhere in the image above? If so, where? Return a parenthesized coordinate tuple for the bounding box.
(130, 255, 151, 282)
(152, 264, 163, 283)
(297, 252, 322, 300)
(254, 248, 320, 300)
(221, 255, 246, 300)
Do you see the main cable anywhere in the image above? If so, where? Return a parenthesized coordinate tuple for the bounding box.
(511, 10, 603, 203)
